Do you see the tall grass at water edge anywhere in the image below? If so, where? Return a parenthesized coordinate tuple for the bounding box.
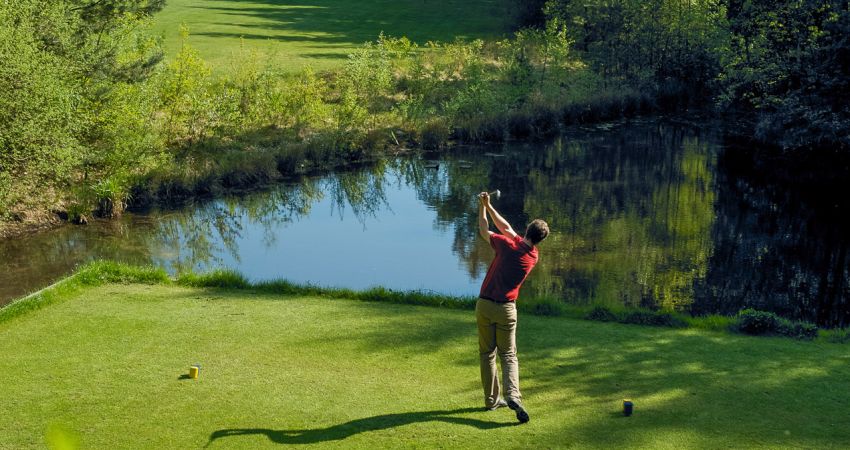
(132, 30, 654, 210)
(2, 262, 841, 343)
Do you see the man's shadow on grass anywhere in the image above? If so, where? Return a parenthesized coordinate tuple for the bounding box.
(206, 407, 515, 446)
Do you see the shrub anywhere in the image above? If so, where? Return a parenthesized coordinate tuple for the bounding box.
(506, 112, 534, 139)
(419, 119, 450, 149)
(782, 322, 819, 340)
(735, 309, 819, 340)
(527, 105, 561, 139)
(621, 310, 686, 328)
(523, 299, 563, 317)
(584, 306, 619, 322)
(736, 309, 781, 335)
(93, 176, 131, 218)
(156, 26, 214, 145)
(66, 200, 92, 225)
(217, 152, 279, 189)
(361, 128, 392, 153)
(341, 34, 394, 111)
(824, 328, 850, 344)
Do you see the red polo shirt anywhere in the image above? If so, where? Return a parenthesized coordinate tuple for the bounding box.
(479, 234, 539, 303)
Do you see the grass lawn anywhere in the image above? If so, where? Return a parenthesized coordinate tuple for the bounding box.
(151, 0, 516, 72)
(2, 282, 850, 449)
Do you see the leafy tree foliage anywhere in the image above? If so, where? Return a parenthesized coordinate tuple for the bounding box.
(3, 0, 849, 228)
(722, 0, 850, 150)
(518, 0, 849, 149)
(543, 0, 729, 105)
(0, 0, 164, 220)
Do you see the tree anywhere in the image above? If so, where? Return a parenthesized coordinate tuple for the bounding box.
(0, 0, 166, 220)
(544, 0, 728, 105)
(722, 0, 850, 150)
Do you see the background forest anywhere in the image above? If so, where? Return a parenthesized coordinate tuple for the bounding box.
(1, 0, 848, 231)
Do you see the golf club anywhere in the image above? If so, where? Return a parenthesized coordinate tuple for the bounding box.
(478, 189, 501, 200)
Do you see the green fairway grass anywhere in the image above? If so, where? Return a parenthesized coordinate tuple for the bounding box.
(152, 0, 515, 72)
(2, 279, 849, 448)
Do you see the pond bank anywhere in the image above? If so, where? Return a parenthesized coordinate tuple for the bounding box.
(2, 28, 663, 240)
(0, 89, 653, 241)
(4, 262, 847, 342)
(2, 262, 849, 449)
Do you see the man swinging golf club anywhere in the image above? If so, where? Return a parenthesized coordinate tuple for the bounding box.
(476, 190, 549, 424)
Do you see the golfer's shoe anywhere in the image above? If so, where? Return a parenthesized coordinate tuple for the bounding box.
(486, 399, 508, 411)
(507, 398, 530, 423)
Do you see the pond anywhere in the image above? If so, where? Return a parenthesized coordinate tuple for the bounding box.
(2, 119, 848, 326)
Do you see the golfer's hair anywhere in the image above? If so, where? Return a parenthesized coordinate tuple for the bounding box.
(525, 219, 549, 245)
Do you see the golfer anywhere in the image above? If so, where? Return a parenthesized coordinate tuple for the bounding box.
(475, 191, 548, 424)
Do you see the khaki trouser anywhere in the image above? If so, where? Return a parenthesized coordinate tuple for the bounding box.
(476, 299, 521, 408)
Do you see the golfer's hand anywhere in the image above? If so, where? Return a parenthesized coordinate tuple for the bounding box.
(478, 192, 490, 206)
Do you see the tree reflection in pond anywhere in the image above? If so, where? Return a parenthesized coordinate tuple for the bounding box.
(406, 122, 719, 315)
(146, 166, 394, 273)
(3, 120, 848, 326)
(695, 146, 850, 327)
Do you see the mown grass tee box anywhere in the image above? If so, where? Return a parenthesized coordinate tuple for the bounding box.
(2, 268, 849, 448)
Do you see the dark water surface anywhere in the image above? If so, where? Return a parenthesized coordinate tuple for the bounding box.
(2, 120, 848, 326)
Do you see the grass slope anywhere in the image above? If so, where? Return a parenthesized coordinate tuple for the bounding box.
(2, 281, 850, 448)
(152, 0, 515, 72)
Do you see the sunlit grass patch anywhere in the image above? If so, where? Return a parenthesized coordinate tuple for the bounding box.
(152, 0, 516, 73)
(2, 281, 849, 449)
(0, 261, 168, 325)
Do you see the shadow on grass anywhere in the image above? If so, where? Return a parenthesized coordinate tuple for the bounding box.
(516, 318, 850, 447)
(188, 0, 511, 46)
(206, 407, 514, 446)
(300, 52, 348, 60)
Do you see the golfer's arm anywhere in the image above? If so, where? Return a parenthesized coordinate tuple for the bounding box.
(486, 204, 518, 239)
(478, 203, 493, 241)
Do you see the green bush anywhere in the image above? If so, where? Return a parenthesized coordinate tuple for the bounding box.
(824, 328, 850, 344)
(584, 306, 619, 322)
(621, 310, 686, 328)
(584, 306, 686, 328)
(736, 309, 781, 335)
(782, 322, 819, 340)
(522, 299, 563, 317)
(1, 0, 165, 222)
(419, 119, 450, 150)
(735, 309, 819, 340)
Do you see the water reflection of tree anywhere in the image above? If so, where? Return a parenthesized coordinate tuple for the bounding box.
(411, 122, 719, 313)
(69, 119, 843, 326)
(328, 161, 390, 226)
(417, 122, 844, 326)
(396, 153, 496, 277)
(152, 203, 245, 272)
(522, 125, 717, 310)
(147, 163, 391, 272)
(0, 218, 154, 304)
(695, 149, 850, 327)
